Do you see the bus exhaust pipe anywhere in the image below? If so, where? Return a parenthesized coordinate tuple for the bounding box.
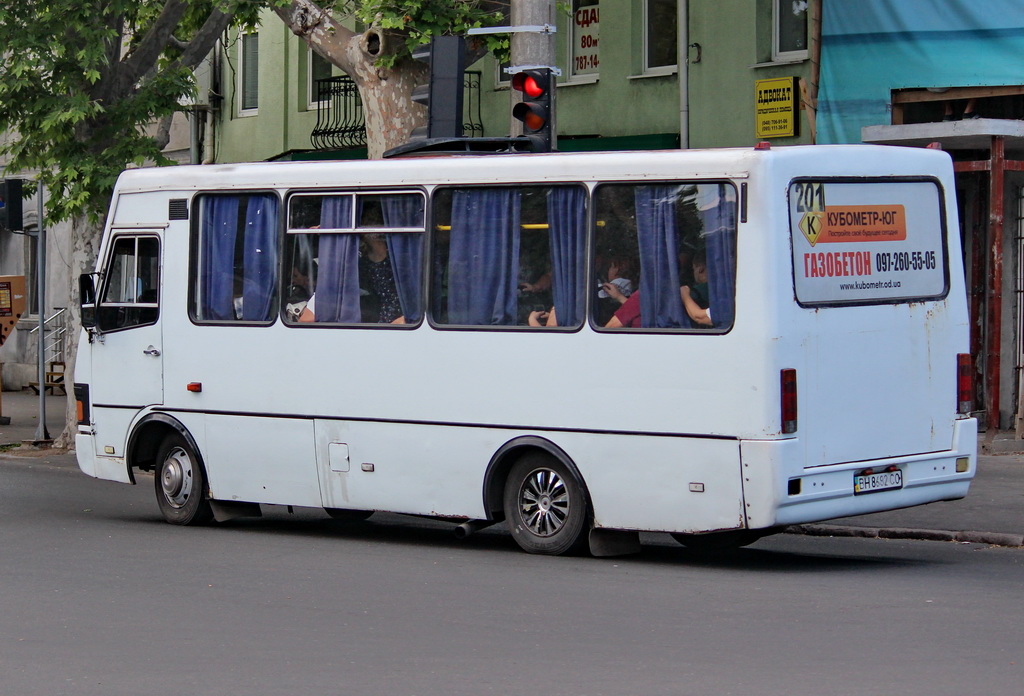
(454, 519, 495, 539)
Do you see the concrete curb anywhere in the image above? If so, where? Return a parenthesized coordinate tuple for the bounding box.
(786, 523, 1024, 548)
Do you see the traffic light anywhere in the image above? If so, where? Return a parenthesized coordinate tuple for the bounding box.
(512, 69, 554, 152)
(410, 35, 466, 141)
(0, 178, 24, 231)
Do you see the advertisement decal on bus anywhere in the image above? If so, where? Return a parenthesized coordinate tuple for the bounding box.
(789, 179, 949, 305)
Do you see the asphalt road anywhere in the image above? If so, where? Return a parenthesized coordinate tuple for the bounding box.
(2, 454, 1022, 696)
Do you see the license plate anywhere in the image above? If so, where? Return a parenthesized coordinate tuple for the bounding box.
(853, 468, 903, 495)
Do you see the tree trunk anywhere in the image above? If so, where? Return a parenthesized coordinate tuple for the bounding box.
(54, 213, 102, 449)
(351, 54, 428, 159)
(273, 1, 427, 159)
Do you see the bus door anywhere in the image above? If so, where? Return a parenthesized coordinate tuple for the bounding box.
(87, 232, 164, 432)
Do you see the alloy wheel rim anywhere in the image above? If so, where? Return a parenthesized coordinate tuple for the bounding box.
(518, 468, 570, 537)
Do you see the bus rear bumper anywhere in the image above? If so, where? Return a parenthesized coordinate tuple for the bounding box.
(741, 418, 978, 529)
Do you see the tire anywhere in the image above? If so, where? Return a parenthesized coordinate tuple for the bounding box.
(324, 508, 373, 522)
(671, 529, 770, 552)
(154, 433, 213, 525)
(503, 453, 590, 556)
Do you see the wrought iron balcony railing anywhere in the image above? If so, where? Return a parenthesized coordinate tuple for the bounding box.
(311, 71, 483, 151)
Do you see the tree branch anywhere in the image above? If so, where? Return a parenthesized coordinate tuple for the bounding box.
(273, 0, 359, 76)
(176, 10, 235, 70)
(120, 0, 191, 88)
(152, 113, 175, 151)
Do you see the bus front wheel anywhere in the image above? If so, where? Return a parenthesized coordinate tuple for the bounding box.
(154, 433, 213, 526)
(503, 454, 590, 555)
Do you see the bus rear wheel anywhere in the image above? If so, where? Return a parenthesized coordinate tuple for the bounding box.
(503, 454, 590, 556)
(154, 433, 213, 526)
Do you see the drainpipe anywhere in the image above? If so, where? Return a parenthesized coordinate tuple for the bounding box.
(678, 0, 689, 148)
(203, 39, 221, 165)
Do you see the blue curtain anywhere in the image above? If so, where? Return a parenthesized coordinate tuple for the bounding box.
(447, 189, 522, 325)
(241, 194, 279, 321)
(315, 196, 361, 323)
(701, 188, 737, 329)
(635, 186, 689, 329)
(199, 196, 240, 320)
(382, 194, 425, 323)
(547, 187, 587, 327)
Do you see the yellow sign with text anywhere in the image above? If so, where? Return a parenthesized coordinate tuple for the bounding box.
(755, 77, 799, 138)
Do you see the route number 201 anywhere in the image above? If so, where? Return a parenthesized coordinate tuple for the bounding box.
(794, 182, 825, 213)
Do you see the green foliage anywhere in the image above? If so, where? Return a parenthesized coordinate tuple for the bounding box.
(352, 0, 509, 67)
(0, 1, 258, 225)
(0, 0, 511, 225)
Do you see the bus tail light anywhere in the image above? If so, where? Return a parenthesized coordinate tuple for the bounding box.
(957, 353, 972, 414)
(74, 383, 91, 426)
(781, 368, 798, 434)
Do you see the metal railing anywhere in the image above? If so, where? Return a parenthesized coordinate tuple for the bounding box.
(310, 71, 483, 151)
(28, 307, 68, 365)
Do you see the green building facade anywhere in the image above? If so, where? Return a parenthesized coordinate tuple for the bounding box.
(212, 1, 815, 164)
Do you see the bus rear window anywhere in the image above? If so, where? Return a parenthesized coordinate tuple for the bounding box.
(789, 179, 949, 306)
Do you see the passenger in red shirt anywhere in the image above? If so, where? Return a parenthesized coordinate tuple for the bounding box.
(606, 291, 641, 328)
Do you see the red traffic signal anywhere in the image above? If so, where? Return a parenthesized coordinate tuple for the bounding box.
(512, 72, 547, 99)
(511, 69, 554, 151)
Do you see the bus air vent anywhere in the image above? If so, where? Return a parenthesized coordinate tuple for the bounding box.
(168, 199, 189, 221)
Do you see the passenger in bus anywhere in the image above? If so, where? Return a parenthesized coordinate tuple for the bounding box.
(518, 226, 553, 323)
(359, 233, 404, 323)
(680, 249, 713, 327)
(527, 306, 557, 327)
(528, 292, 641, 328)
(284, 263, 313, 322)
(297, 234, 405, 324)
(595, 257, 635, 325)
(604, 290, 641, 328)
(601, 250, 711, 329)
(528, 286, 641, 329)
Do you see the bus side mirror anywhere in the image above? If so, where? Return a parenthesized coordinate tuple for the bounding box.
(79, 273, 98, 330)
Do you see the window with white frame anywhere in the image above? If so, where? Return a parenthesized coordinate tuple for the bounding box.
(569, 0, 600, 79)
(644, 0, 677, 74)
(308, 47, 333, 109)
(239, 30, 259, 114)
(496, 59, 511, 88)
(773, 0, 808, 62)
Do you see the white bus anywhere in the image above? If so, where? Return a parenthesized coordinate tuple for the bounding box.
(75, 144, 977, 556)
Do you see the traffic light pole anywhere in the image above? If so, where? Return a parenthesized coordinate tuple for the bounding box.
(510, 0, 557, 148)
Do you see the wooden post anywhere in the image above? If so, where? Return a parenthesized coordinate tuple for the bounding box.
(986, 136, 1006, 431)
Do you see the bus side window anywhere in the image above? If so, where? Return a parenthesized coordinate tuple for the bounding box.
(285, 192, 425, 326)
(431, 185, 586, 328)
(95, 235, 160, 331)
(191, 193, 280, 324)
(592, 183, 737, 331)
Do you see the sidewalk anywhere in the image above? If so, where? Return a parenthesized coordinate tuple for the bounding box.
(2, 388, 1021, 546)
(0, 388, 68, 446)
